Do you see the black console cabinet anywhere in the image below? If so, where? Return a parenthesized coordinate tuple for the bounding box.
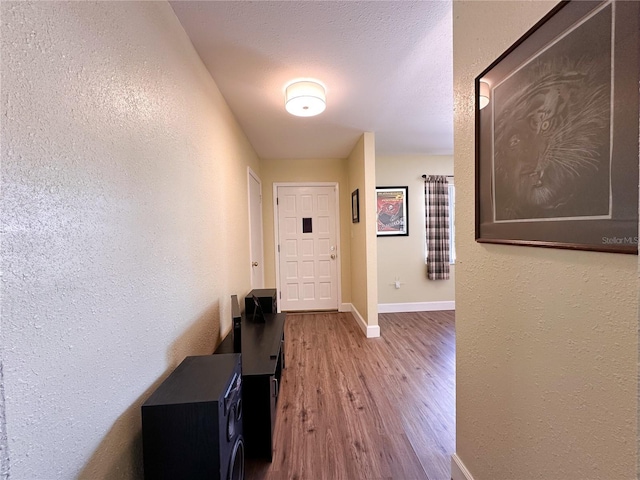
(215, 312, 285, 461)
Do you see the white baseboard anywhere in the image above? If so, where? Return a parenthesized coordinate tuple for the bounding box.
(339, 303, 352, 312)
(451, 454, 475, 480)
(350, 304, 381, 338)
(378, 301, 455, 313)
(367, 324, 381, 338)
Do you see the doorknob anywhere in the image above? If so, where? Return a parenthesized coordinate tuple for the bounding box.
(330, 254, 336, 259)
(252, 261, 259, 267)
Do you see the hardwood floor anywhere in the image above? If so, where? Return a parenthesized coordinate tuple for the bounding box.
(245, 310, 455, 480)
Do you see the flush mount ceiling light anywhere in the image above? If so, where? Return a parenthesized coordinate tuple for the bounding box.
(285, 80, 326, 117)
(479, 80, 490, 110)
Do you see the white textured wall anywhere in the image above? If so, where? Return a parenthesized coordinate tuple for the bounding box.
(376, 155, 454, 305)
(454, 2, 638, 480)
(1, 2, 259, 478)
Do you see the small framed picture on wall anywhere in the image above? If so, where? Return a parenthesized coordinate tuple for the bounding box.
(351, 189, 360, 223)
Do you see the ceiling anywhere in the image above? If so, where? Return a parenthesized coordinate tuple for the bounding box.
(170, 1, 453, 159)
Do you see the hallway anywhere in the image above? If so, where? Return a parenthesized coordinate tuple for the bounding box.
(246, 310, 455, 480)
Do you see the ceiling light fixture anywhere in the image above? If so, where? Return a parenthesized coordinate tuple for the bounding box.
(285, 80, 326, 117)
(479, 80, 490, 110)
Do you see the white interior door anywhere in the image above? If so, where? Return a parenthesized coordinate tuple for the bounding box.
(248, 168, 264, 288)
(276, 185, 339, 311)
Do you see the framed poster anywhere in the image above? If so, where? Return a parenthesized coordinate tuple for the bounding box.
(475, 0, 639, 254)
(376, 186, 409, 236)
(352, 189, 360, 223)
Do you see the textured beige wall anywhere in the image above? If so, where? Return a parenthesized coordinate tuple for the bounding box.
(348, 133, 379, 329)
(376, 155, 455, 304)
(454, 2, 638, 480)
(363, 133, 379, 327)
(348, 136, 369, 320)
(1, 2, 258, 478)
(260, 157, 352, 304)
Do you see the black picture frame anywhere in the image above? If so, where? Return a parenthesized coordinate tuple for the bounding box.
(475, 0, 639, 254)
(376, 186, 409, 236)
(352, 189, 360, 223)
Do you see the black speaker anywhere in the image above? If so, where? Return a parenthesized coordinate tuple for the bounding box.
(245, 289, 277, 317)
(142, 354, 244, 480)
(231, 295, 242, 353)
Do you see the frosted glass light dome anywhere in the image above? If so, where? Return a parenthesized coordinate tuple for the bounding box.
(479, 80, 490, 110)
(285, 80, 326, 117)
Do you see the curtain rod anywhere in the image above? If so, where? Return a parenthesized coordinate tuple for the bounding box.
(422, 174, 454, 179)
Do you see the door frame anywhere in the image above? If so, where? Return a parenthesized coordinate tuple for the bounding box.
(248, 167, 265, 288)
(273, 182, 342, 313)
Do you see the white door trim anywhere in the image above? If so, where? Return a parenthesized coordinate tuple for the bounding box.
(248, 167, 265, 288)
(273, 182, 342, 312)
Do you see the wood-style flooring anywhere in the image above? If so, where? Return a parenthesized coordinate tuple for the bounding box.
(245, 310, 455, 480)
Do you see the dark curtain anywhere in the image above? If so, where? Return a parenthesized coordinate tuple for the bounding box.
(425, 175, 450, 280)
